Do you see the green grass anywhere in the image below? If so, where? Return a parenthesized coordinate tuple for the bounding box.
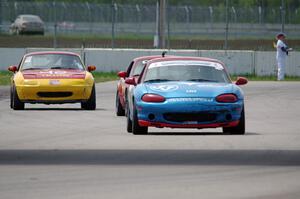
(92, 71, 119, 83)
(231, 74, 300, 81)
(1, 71, 300, 86)
(0, 71, 12, 85)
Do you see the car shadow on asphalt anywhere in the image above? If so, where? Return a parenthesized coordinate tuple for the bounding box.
(0, 149, 299, 166)
(23, 108, 107, 111)
(147, 132, 259, 136)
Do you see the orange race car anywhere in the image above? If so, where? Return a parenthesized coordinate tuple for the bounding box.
(8, 51, 96, 110)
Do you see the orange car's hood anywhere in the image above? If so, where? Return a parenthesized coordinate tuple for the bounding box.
(22, 69, 86, 79)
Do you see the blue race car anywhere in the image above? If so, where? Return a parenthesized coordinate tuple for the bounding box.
(125, 56, 248, 135)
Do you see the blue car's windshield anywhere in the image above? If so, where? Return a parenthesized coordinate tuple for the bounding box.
(143, 61, 230, 83)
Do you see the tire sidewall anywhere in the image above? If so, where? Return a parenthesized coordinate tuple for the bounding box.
(126, 105, 132, 132)
(10, 86, 13, 109)
(83, 85, 96, 110)
(12, 85, 24, 110)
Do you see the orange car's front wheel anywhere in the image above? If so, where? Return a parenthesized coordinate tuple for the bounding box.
(81, 85, 96, 110)
(12, 85, 24, 110)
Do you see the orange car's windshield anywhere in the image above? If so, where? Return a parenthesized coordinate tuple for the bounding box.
(21, 54, 85, 71)
(130, 59, 149, 76)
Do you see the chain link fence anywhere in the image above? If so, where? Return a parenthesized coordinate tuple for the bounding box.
(1, 1, 300, 38)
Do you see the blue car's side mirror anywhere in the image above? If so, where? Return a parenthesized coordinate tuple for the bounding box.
(235, 77, 248, 86)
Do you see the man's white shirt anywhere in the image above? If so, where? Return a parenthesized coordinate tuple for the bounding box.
(276, 39, 287, 60)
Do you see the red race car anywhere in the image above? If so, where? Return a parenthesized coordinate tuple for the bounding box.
(116, 54, 167, 116)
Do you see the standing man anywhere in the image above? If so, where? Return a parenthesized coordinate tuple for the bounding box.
(275, 33, 292, 81)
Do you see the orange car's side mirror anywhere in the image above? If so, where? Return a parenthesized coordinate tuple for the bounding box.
(8, 65, 18, 73)
(87, 65, 96, 72)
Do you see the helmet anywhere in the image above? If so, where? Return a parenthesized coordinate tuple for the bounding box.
(276, 32, 286, 39)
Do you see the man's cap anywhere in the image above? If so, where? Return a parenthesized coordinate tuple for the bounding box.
(276, 32, 286, 38)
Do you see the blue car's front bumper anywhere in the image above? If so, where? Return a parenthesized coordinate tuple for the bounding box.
(136, 98, 243, 129)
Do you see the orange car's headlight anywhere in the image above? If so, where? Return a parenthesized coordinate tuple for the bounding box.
(23, 80, 38, 86)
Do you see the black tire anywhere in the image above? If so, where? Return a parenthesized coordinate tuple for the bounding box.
(223, 107, 245, 135)
(81, 85, 96, 110)
(116, 91, 125, 116)
(132, 103, 148, 135)
(10, 86, 13, 109)
(124, 90, 128, 116)
(127, 109, 133, 133)
(12, 86, 24, 110)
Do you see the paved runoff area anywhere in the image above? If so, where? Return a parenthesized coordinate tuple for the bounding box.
(0, 81, 300, 199)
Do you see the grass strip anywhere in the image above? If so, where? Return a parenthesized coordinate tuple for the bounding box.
(91, 71, 119, 83)
(231, 74, 300, 81)
(0, 71, 12, 85)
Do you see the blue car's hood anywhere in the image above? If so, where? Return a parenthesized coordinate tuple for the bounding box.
(144, 81, 235, 98)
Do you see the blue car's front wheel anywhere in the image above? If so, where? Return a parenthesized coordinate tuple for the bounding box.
(223, 107, 245, 135)
(132, 103, 148, 135)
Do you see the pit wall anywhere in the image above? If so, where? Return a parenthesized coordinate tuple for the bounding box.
(1, 48, 299, 76)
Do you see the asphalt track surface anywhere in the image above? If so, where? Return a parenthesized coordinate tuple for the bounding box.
(0, 81, 300, 199)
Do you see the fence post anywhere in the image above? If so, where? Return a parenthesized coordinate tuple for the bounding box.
(184, 6, 190, 34)
(14, 2, 18, 17)
(86, 2, 92, 34)
(0, 1, 2, 33)
(231, 6, 237, 23)
(53, 1, 57, 48)
(209, 6, 213, 30)
(136, 4, 141, 35)
(61, 2, 67, 34)
(296, 9, 299, 24)
(258, 6, 262, 24)
(154, 1, 159, 48)
(281, 0, 285, 32)
(158, 0, 166, 49)
(166, 0, 170, 49)
(224, 0, 229, 50)
(111, 1, 117, 49)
